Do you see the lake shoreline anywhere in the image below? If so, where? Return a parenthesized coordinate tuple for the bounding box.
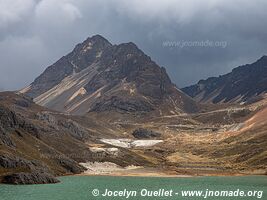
(71, 168, 267, 178)
(74, 161, 266, 178)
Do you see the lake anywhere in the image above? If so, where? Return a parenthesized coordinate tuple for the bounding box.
(0, 176, 266, 200)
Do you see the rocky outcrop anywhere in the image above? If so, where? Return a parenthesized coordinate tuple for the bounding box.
(0, 153, 85, 184)
(90, 96, 154, 113)
(0, 106, 18, 147)
(0, 154, 62, 185)
(0, 105, 41, 146)
(0, 155, 36, 169)
(58, 159, 85, 174)
(15, 99, 31, 108)
(37, 111, 89, 140)
(0, 106, 19, 130)
(0, 128, 14, 147)
(2, 172, 59, 185)
(132, 128, 161, 139)
(58, 119, 88, 140)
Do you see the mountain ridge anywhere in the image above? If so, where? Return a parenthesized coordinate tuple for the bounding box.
(182, 55, 267, 104)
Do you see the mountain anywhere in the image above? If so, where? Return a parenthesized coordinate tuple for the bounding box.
(21, 35, 198, 115)
(182, 56, 267, 104)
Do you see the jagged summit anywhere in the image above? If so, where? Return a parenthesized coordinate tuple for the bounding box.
(74, 34, 112, 52)
(21, 35, 198, 115)
(88, 34, 110, 41)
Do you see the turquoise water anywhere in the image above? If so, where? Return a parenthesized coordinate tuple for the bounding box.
(0, 176, 266, 200)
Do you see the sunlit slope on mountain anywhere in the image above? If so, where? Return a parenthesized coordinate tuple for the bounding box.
(216, 106, 267, 170)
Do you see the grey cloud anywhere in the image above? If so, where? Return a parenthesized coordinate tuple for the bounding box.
(0, 0, 267, 90)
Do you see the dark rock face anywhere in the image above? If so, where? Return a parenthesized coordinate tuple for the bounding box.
(0, 155, 35, 169)
(58, 159, 85, 174)
(0, 105, 40, 146)
(85, 42, 173, 100)
(0, 106, 18, 146)
(90, 96, 154, 113)
(85, 42, 173, 113)
(132, 128, 161, 139)
(37, 111, 89, 140)
(0, 106, 19, 130)
(2, 172, 59, 185)
(0, 154, 55, 174)
(15, 99, 30, 108)
(182, 56, 267, 103)
(0, 154, 63, 185)
(58, 119, 88, 140)
(0, 128, 14, 147)
(0, 154, 84, 184)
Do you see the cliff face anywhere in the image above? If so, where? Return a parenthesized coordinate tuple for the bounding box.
(21, 35, 199, 115)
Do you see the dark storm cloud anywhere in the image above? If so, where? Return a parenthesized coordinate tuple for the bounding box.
(0, 0, 267, 91)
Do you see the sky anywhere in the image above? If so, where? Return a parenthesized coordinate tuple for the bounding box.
(1, 0, 267, 91)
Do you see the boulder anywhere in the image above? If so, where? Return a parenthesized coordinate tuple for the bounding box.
(132, 128, 161, 139)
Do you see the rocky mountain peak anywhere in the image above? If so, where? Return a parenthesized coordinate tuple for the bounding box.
(73, 34, 112, 54)
(97, 41, 151, 71)
(21, 35, 199, 115)
(88, 34, 110, 42)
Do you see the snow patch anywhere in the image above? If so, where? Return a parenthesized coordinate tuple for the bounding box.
(100, 139, 163, 148)
(89, 147, 119, 156)
(96, 51, 102, 58)
(82, 42, 93, 52)
(80, 162, 141, 174)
